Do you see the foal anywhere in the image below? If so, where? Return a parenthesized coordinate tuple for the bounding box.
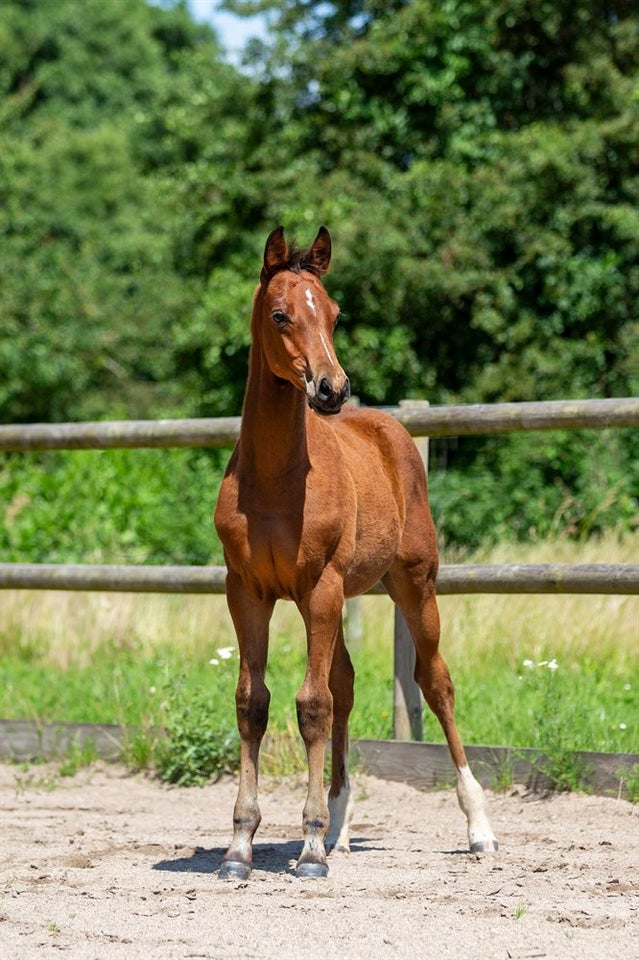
(214, 226, 498, 879)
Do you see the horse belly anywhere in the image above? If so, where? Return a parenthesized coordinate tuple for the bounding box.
(342, 472, 403, 597)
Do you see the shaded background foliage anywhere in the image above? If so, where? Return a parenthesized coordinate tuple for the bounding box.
(1, 0, 637, 560)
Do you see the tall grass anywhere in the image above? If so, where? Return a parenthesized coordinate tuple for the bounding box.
(1, 535, 637, 769)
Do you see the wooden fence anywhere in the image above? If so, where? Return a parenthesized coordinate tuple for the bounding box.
(1, 396, 638, 743)
(1, 396, 638, 451)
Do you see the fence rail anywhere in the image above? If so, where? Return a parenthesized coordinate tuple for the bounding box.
(1, 397, 638, 451)
(2, 396, 638, 742)
(1, 561, 637, 595)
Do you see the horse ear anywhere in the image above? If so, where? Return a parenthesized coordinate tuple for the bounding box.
(262, 226, 288, 281)
(306, 225, 332, 276)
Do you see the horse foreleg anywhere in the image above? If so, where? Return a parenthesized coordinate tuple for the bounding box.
(219, 572, 274, 881)
(295, 578, 344, 877)
(326, 622, 355, 854)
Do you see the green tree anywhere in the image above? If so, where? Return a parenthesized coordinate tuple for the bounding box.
(223, 0, 639, 405)
(1, 0, 637, 556)
(0, 0, 246, 422)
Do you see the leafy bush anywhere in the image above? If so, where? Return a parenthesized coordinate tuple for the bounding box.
(429, 428, 639, 549)
(155, 677, 240, 786)
(0, 447, 228, 565)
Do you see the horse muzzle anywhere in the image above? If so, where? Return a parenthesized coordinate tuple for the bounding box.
(306, 374, 350, 416)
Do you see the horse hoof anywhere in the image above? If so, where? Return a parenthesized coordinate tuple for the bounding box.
(219, 860, 252, 881)
(295, 860, 329, 879)
(470, 839, 499, 854)
(326, 842, 349, 855)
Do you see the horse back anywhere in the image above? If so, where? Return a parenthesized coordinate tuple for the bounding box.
(333, 405, 430, 509)
(329, 405, 438, 595)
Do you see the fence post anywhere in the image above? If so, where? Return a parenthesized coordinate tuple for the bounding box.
(393, 607, 423, 740)
(344, 597, 364, 649)
(393, 401, 430, 740)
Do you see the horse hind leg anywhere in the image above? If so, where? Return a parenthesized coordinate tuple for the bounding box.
(384, 567, 498, 853)
(325, 622, 355, 854)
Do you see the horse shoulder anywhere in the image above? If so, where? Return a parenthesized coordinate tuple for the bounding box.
(333, 406, 425, 496)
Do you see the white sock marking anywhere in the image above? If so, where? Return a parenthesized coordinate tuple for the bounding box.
(456, 764, 498, 851)
(326, 783, 354, 853)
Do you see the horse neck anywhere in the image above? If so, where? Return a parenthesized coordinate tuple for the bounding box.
(237, 315, 309, 483)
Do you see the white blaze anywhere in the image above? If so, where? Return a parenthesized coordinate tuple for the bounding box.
(319, 331, 335, 366)
(305, 288, 316, 315)
(306, 286, 335, 366)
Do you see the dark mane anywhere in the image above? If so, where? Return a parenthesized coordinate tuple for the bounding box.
(276, 239, 322, 277)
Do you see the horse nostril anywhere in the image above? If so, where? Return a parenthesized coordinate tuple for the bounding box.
(317, 377, 333, 402)
(342, 377, 351, 401)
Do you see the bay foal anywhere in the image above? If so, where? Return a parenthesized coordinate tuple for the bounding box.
(214, 226, 498, 879)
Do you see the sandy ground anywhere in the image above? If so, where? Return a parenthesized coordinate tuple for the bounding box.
(0, 762, 637, 960)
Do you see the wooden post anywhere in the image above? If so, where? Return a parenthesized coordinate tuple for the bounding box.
(392, 401, 430, 740)
(344, 597, 364, 649)
(393, 607, 423, 740)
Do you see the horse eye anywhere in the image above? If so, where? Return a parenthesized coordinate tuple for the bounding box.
(334, 312, 342, 327)
(272, 310, 289, 326)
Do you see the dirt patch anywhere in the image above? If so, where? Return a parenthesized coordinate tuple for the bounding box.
(1, 763, 637, 959)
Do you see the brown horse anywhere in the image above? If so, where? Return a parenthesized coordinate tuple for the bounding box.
(214, 226, 498, 879)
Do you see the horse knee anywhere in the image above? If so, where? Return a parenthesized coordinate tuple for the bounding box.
(296, 684, 333, 744)
(236, 679, 270, 740)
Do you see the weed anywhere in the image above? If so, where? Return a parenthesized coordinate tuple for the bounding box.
(490, 752, 516, 793)
(13, 766, 59, 794)
(616, 764, 639, 803)
(260, 722, 306, 778)
(518, 657, 595, 793)
(57, 736, 99, 778)
(512, 903, 528, 919)
(154, 677, 240, 786)
(122, 725, 159, 771)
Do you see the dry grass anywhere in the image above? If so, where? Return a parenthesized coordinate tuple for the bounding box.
(439, 535, 638, 671)
(1, 533, 636, 670)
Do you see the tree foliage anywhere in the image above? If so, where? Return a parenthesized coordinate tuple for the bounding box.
(1, 0, 637, 554)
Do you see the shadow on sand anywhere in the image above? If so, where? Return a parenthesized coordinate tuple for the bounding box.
(153, 836, 386, 876)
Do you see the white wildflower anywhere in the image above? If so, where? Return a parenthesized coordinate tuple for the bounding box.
(209, 658, 220, 666)
(522, 659, 534, 669)
(619, 723, 627, 730)
(217, 646, 235, 660)
(547, 659, 558, 671)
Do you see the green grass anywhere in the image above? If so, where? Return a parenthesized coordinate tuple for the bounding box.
(1, 535, 637, 783)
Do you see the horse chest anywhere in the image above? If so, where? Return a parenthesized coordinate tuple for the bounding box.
(216, 483, 343, 601)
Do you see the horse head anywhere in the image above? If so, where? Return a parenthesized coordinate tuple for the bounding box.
(256, 226, 350, 416)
